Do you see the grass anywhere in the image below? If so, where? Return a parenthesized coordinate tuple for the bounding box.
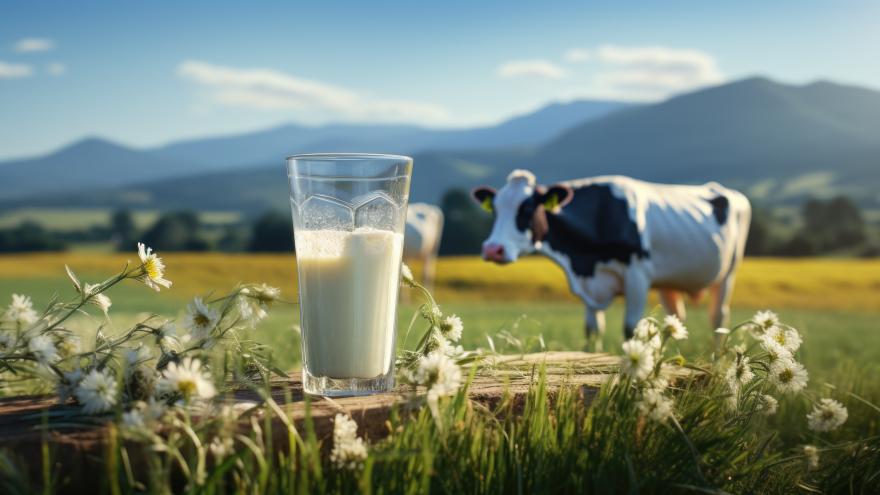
(1, 253, 879, 382)
(1, 253, 879, 492)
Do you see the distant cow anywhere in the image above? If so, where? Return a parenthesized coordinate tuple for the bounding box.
(404, 203, 445, 291)
(472, 170, 750, 350)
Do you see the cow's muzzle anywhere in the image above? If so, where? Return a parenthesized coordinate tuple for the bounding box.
(481, 243, 510, 264)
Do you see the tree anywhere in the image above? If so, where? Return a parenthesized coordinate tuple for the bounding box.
(141, 211, 210, 251)
(0, 222, 66, 252)
(249, 211, 294, 252)
(110, 209, 137, 252)
(802, 196, 866, 251)
(438, 189, 493, 256)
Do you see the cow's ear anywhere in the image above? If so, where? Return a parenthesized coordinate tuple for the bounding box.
(541, 184, 573, 212)
(471, 187, 496, 213)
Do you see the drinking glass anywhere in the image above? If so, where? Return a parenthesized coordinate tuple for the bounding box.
(286, 153, 413, 396)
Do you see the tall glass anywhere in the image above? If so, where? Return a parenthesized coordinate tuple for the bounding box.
(286, 153, 413, 396)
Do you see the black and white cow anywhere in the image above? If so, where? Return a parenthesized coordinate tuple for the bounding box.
(472, 170, 751, 350)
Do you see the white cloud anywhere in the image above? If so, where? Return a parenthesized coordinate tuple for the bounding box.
(587, 44, 724, 100)
(0, 61, 32, 79)
(177, 60, 450, 123)
(497, 60, 566, 80)
(563, 48, 591, 63)
(47, 62, 66, 76)
(14, 38, 54, 53)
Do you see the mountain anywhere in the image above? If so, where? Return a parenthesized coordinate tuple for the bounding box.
(0, 138, 201, 200)
(5, 77, 880, 212)
(534, 77, 880, 201)
(0, 99, 629, 201)
(152, 100, 630, 168)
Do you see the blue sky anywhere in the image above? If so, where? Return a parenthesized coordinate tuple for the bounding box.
(1, 0, 878, 160)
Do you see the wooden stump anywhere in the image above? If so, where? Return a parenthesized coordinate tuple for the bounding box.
(0, 352, 627, 491)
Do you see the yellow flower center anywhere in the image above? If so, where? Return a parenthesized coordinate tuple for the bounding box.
(779, 368, 793, 383)
(177, 379, 197, 397)
(144, 258, 160, 280)
(775, 332, 786, 346)
(194, 312, 211, 328)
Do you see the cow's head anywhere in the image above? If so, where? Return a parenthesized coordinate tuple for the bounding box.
(472, 169, 572, 264)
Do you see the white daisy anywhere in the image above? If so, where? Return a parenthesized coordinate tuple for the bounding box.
(620, 339, 655, 381)
(752, 310, 779, 332)
(137, 243, 172, 292)
(760, 336, 791, 364)
(183, 297, 219, 339)
(806, 398, 848, 433)
(0, 332, 15, 353)
(156, 357, 216, 402)
(637, 389, 674, 422)
(765, 325, 802, 354)
(769, 358, 809, 394)
(122, 408, 145, 428)
(400, 263, 415, 285)
(251, 283, 280, 304)
(126, 345, 153, 367)
(57, 368, 83, 403)
(803, 445, 820, 470)
(330, 413, 368, 470)
(239, 284, 278, 324)
(634, 320, 661, 349)
(725, 356, 755, 391)
(633, 319, 657, 341)
(3, 294, 39, 328)
(28, 334, 59, 364)
(757, 394, 778, 416)
(663, 315, 688, 340)
(83, 283, 112, 316)
(429, 305, 442, 319)
(440, 314, 464, 342)
(75, 369, 118, 415)
(414, 351, 462, 401)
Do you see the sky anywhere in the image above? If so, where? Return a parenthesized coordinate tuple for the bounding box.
(1, 0, 879, 160)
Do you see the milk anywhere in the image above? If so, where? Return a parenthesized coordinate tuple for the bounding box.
(294, 228, 403, 379)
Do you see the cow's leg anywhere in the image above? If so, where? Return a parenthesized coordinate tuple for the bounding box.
(584, 307, 605, 352)
(710, 272, 737, 350)
(623, 268, 651, 339)
(659, 289, 686, 321)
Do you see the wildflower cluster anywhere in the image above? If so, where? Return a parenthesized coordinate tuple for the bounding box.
(397, 263, 473, 405)
(0, 243, 283, 417)
(715, 310, 850, 469)
(615, 315, 689, 423)
(330, 413, 368, 471)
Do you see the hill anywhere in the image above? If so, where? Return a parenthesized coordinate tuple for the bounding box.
(0, 99, 628, 201)
(151, 100, 629, 168)
(534, 77, 880, 202)
(0, 138, 201, 200)
(4, 77, 880, 211)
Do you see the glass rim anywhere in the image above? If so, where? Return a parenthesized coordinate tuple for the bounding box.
(286, 152, 412, 162)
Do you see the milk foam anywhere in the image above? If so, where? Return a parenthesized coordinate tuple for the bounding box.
(295, 228, 403, 378)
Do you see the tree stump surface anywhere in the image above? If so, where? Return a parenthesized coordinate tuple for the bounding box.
(0, 352, 650, 490)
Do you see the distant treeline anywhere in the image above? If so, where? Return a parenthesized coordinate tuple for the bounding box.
(0, 192, 877, 257)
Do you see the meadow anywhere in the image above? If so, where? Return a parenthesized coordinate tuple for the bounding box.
(1, 253, 878, 381)
(2, 253, 880, 492)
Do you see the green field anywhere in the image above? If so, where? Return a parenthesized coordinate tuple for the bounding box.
(2, 253, 879, 492)
(1, 253, 878, 381)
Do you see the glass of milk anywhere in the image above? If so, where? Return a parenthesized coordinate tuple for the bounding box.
(286, 153, 413, 396)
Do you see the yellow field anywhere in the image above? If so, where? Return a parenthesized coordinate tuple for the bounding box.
(1, 253, 878, 311)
